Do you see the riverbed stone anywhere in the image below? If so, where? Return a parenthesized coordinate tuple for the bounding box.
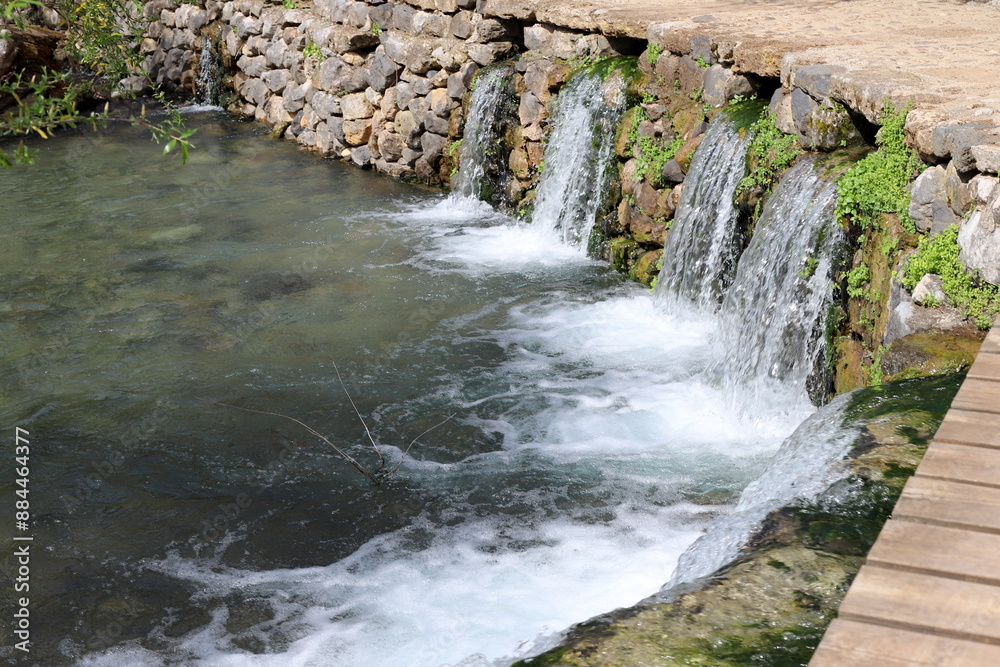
(701, 65, 752, 107)
(421, 132, 448, 164)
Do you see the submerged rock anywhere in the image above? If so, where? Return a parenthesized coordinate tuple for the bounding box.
(239, 271, 313, 301)
(515, 375, 962, 667)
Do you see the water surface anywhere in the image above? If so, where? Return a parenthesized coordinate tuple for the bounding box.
(1, 112, 808, 665)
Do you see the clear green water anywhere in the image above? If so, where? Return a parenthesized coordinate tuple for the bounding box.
(0, 111, 810, 666)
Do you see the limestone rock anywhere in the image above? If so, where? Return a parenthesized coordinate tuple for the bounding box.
(394, 109, 423, 149)
(341, 92, 374, 120)
(911, 274, 947, 306)
(908, 165, 958, 234)
(701, 65, 752, 108)
(421, 132, 448, 166)
(661, 159, 685, 185)
(377, 131, 406, 161)
(884, 278, 968, 344)
(368, 50, 402, 93)
(972, 143, 1000, 175)
(958, 209, 1000, 286)
(789, 88, 860, 151)
(351, 145, 372, 167)
(262, 68, 290, 93)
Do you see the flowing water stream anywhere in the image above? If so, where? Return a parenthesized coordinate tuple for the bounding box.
(2, 111, 815, 666)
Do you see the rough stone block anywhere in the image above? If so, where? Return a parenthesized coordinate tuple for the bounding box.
(959, 209, 1000, 285)
(341, 92, 374, 120)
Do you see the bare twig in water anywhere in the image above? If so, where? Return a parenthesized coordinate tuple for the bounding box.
(332, 360, 384, 466)
(212, 368, 458, 485)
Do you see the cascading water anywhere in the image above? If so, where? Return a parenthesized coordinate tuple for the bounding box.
(529, 63, 631, 251)
(653, 116, 751, 309)
(450, 66, 513, 203)
(667, 389, 858, 586)
(714, 159, 844, 405)
(666, 160, 848, 587)
(196, 37, 222, 107)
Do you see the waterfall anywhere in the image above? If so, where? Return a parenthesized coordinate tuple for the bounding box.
(451, 66, 513, 203)
(653, 117, 751, 309)
(197, 37, 222, 107)
(666, 389, 857, 586)
(530, 64, 630, 251)
(715, 159, 844, 402)
(666, 160, 848, 587)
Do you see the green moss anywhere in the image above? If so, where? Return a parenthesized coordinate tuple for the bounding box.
(736, 109, 801, 201)
(793, 478, 897, 556)
(835, 102, 922, 232)
(900, 224, 1000, 328)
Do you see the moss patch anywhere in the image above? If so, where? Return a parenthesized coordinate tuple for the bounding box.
(515, 374, 963, 667)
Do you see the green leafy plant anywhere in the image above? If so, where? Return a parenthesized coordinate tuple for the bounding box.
(634, 134, 684, 185)
(695, 55, 710, 68)
(303, 42, 324, 60)
(846, 264, 873, 299)
(901, 224, 1000, 328)
(691, 86, 704, 102)
(1, 0, 197, 166)
(641, 91, 657, 104)
(646, 42, 663, 66)
(737, 109, 801, 198)
(835, 102, 922, 232)
(369, 20, 383, 36)
(282, 0, 296, 8)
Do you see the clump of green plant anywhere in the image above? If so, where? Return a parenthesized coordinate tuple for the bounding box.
(901, 224, 1000, 328)
(303, 42, 324, 61)
(646, 42, 663, 66)
(282, 0, 296, 8)
(835, 102, 922, 232)
(369, 20, 383, 36)
(634, 134, 684, 185)
(695, 55, 710, 68)
(641, 91, 657, 104)
(846, 263, 873, 299)
(736, 109, 801, 198)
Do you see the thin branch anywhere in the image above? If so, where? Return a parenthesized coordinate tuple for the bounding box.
(213, 401, 378, 485)
(384, 412, 457, 478)
(331, 360, 384, 465)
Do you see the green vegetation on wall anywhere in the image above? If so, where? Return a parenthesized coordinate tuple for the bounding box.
(901, 224, 1000, 328)
(736, 109, 801, 204)
(835, 102, 922, 232)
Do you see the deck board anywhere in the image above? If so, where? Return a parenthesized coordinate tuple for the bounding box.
(811, 317, 1000, 665)
(811, 619, 1000, 666)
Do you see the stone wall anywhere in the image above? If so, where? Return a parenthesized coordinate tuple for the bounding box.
(138, 0, 1000, 389)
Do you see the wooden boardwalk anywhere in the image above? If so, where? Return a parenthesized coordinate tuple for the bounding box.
(811, 317, 1000, 666)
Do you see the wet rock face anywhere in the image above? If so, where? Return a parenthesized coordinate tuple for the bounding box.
(516, 375, 962, 667)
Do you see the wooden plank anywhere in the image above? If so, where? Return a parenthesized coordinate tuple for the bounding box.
(934, 409, 1000, 449)
(893, 476, 1000, 534)
(916, 442, 1000, 488)
(810, 619, 1000, 666)
(950, 378, 1000, 414)
(968, 351, 1000, 383)
(838, 566, 1000, 644)
(866, 520, 1000, 586)
(983, 322, 1000, 354)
